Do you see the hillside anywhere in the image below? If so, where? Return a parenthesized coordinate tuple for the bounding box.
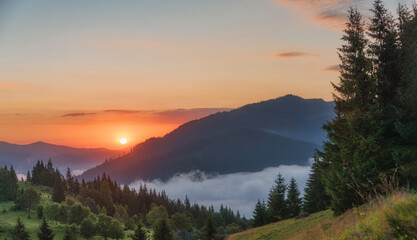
(0, 141, 123, 175)
(0, 183, 135, 240)
(227, 191, 417, 240)
(80, 95, 334, 183)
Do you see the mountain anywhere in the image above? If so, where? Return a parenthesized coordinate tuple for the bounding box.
(80, 95, 334, 183)
(0, 141, 123, 175)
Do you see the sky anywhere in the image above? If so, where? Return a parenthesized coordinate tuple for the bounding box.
(0, 0, 414, 149)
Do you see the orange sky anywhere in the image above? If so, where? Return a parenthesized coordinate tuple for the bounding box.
(0, 0, 411, 149)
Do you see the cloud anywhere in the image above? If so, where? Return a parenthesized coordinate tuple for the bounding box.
(275, 0, 369, 29)
(61, 112, 96, 117)
(129, 164, 312, 217)
(72, 169, 85, 176)
(275, 52, 319, 58)
(102, 108, 231, 124)
(104, 110, 146, 115)
(322, 65, 340, 72)
(16, 173, 27, 181)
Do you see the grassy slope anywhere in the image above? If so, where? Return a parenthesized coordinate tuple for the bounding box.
(228, 191, 417, 240)
(0, 183, 134, 240)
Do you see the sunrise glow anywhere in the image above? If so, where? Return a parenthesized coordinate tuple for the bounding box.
(119, 138, 127, 145)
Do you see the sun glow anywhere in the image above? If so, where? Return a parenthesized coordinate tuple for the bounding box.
(120, 138, 127, 145)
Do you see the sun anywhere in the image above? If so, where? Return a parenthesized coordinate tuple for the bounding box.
(120, 138, 127, 145)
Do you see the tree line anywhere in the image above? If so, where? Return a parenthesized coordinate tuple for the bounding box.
(252, 174, 307, 227)
(1, 159, 250, 239)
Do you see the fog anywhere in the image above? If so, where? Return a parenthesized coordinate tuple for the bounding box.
(129, 162, 312, 217)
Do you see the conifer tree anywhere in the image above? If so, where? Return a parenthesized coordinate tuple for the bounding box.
(11, 218, 29, 240)
(394, 4, 417, 187)
(204, 216, 216, 240)
(267, 173, 288, 221)
(252, 200, 268, 227)
(37, 218, 55, 240)
(52, 178, 65, 203)
(303, 158, 330, 213)
(26, 171, 31, 182)
(153, 218, 173, 240)
(320, 7, 375, 214)
(286, 178, 302, 218)
(131, 223, 146, 240)
(66, 168, 73, 193)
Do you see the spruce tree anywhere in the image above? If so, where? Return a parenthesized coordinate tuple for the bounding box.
(26, 171, 31, 182)
(11, 218, 29, 240)
(37, 218, 55, 240)
(320, 7, 376, 215)
(52, 178, 65, 203)
(267, 173, 288, 221)
(395, 7, 417, 188)
(153, 218, 173, 240)
(204, 217, 216, 240)
(66, 168, 73, 193)
(367, 0, 402, 185)
(252, 200, 267, 227)
(131, 223, 146, 240)
(286, 178, 302, 218)
(303, 158, 330, 214)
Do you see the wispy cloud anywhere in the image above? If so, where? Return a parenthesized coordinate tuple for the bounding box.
(275, 52, 319, 58)
(275, 0, 368, 29)
(102, 108, 230, 123)
(61, 112, 96, 117)
(104, 110, 146, 115)
(322, 65, 340, 72)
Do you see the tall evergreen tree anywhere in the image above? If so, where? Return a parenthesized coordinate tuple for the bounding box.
(267, 173, 288, 221)
(26, 171, 31, 182)
(367, 0, 403, 190)
(0, 166, 18, 201)
(395, 5, 417, 187)
(252, 200, 268, 227)
(286, 178, 302, 218)
(52, 178, 65, 203)
(37, 218, 55, 240)
(303, 158, 330, 214)
(66, 168, 74, 193)
(11, 218, 29, 240)
(320, 7, 376, 214)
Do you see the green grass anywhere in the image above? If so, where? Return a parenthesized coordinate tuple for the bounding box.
(228, 191, 417, 240)
(0, 183, 135, 240)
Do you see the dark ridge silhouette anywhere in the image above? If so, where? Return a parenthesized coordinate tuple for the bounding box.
(0, 141, 123, 175)
(79, 95, 334, 183)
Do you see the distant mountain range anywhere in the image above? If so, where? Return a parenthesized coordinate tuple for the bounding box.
(80, 95, 335, 183)
(0, 141, 123, 175)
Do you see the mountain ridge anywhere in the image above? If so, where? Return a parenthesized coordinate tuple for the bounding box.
(80, 95, 334, 183)
(0, 141, 124, 175)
